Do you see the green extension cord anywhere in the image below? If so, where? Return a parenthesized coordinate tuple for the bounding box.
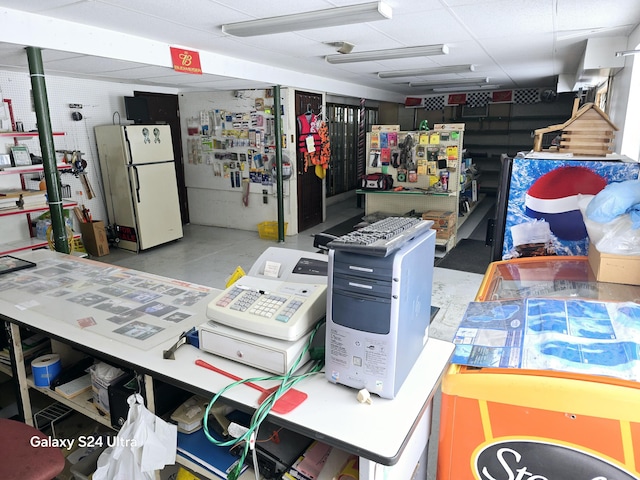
(201, 319, 326, 480)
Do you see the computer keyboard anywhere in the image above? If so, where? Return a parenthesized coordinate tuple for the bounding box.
(327, 216, 434, 257)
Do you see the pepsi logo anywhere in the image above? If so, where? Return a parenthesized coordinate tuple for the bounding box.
(525, 166, 606, 241)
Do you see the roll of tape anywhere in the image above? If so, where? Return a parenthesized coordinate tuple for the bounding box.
(31, 354, 61, 387)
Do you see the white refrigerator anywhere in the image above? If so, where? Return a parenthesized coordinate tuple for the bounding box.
(95, 124, 183, 252)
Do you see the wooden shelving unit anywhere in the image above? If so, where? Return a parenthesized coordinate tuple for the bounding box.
(26, 376, 113, 429)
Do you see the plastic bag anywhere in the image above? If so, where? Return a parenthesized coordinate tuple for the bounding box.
(592, 214, 640, 255)
(93, 393, 177, 480)
(579, 195, 640, 255)
(586, 179, 640, 227)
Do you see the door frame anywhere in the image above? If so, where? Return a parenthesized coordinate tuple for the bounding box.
(134, 91, 189, 224)
(294, 90, 324, 232)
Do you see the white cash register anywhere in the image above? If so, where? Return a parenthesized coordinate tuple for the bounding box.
(199, 248, 328, 374)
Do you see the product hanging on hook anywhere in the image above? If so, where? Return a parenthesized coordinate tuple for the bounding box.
(241, 178, 250, 206)
(296, 110, 330, 177)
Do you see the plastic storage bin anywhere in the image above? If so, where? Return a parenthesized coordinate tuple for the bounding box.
(257, 221, 287, 240)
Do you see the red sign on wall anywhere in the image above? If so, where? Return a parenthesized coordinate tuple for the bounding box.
(404, 97, 423, 107)
(492, 90, 513, 103)
(170, 47, 202, 75)
(447, 94, 467, 105)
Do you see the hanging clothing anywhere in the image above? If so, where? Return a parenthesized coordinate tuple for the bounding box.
(316, 121, 330, 169)
(297, 113, 322, 153)
(297, 112, 331, 176)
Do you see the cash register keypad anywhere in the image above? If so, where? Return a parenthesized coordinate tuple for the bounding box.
(216, 287, 260, 311)
(248, 294, 286, 318)
(276, 300, 303, 323)
(215, 287, 303, 322)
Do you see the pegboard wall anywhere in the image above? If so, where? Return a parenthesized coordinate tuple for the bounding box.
(179, 88, 297, 232)
(0, 69, 178, 243)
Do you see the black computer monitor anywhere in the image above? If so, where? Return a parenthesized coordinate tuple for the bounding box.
(124, 96, 150, 124)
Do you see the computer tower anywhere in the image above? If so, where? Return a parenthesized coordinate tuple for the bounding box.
(325, 229, 435, 399)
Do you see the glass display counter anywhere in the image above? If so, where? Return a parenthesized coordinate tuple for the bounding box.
(476, 255, 640, 303)
(437, 256, 640, 480)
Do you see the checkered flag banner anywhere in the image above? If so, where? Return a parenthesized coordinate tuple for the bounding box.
(467, 92, 490, 107)
(514, 88, 540, 104)
(423, 95, 445, 110)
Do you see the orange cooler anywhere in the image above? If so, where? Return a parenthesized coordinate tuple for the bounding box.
(437, 257, 640, 479)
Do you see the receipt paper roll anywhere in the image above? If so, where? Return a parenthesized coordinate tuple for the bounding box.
(31, 354, 62, 387)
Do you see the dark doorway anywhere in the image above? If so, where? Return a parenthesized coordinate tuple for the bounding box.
(133, 91, 189, 224)
(295, 90, 323, 232)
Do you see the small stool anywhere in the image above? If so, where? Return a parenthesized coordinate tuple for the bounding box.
(0, 418, 65, 480)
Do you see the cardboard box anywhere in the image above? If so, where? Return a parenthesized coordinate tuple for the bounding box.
(433, 123, 465, 131)
(89, 362, 126, 415)
(79, 220, 109, 257)
(588, 243, 640, 285)
(422, 210, 456, 239)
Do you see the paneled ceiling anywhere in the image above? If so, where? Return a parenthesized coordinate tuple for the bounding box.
(0, 0, 638, 102)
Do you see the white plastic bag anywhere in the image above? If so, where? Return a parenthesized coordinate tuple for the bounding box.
(578, 195, 640, 255)
(93, 393, 177, 480)
(590, 214, 640, 255)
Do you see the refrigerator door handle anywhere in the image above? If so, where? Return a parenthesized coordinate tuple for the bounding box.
(132, 165, 141, 203)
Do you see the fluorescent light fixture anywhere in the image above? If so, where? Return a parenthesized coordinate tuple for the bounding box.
(431, 85, 501, 92)
(326, 44, 448, 64)
(615, 49, 640, 57)
(222, 1, 392, 37)
(378, 64, 475, 79)
(409, 77, 489, 88)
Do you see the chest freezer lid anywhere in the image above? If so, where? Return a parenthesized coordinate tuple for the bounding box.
(477, 256, 640, 302)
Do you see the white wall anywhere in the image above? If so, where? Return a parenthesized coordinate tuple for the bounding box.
(0, 68, 323, 248)
(609, 23, 640, 159)
(0, 69, 178, 245)
(178, 88, 300, 234)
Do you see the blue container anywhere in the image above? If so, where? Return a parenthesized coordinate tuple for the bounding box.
(32, 354, 61, 387)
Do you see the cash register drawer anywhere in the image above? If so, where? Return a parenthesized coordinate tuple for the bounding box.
(199, 322, 312, 375)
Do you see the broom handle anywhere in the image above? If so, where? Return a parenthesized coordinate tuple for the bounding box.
(195, 359, 266, 393)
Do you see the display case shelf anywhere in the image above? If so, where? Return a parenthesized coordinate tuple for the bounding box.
(362, 127, 466, 252)
(0, 201, 77, 218)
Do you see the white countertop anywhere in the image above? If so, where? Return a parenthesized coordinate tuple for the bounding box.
(2, 249, 457, 465)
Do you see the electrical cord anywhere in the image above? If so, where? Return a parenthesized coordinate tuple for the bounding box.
(201, 320, 325, 480)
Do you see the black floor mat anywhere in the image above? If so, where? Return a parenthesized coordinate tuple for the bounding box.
(435, 239, 492, 274)
(321, 214, 364, 237)
(468, 206, 496, 241)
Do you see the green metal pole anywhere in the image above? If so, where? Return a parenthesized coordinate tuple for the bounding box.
(273, 85, 285, 243)
(26, 46, 69, 254)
